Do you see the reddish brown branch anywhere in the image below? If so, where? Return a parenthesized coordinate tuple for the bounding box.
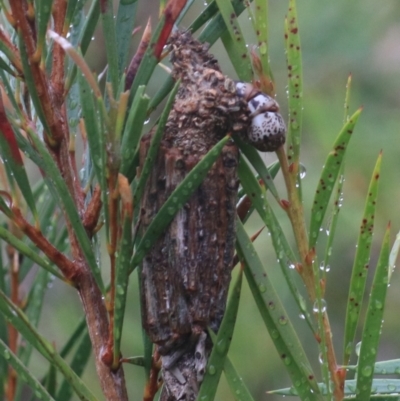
(10, 1, 64, 147)
(82, 185, 103, 235)
(143, 349, 162, 401)
(0, 94, 23, 165)
(8, 3, 129, 399)
(76, 266, 129, 400)
(11, 206, 77, 281)
(125, 19, 151, 90)
(51, 0, 68, 102)
(0, 27, 23, 75)
(323, 312, 343, 400)
(154, 0, 188, 59)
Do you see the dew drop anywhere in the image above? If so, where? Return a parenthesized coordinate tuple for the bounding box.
(271, 330, 280, 339)
(355, 342, 361, 356)
(216, 339, 227, 354)
(299, 163, 306, 179)
(283, 356, 291, 365)
(291, 121, 299, 130)
(362, 365, 373, 377)
(258, 283, 266, 293)
(3, 350, 10, 359)
(208, 365, 216, 375)
(259, 42, 267, 55)
(299, 296, 307, 312)
(313, 299, 327, 313)
(278, 316, 288, 325)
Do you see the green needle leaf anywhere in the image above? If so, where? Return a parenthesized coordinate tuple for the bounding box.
(254, 0, 270, 76)
(343, 152, 382, 364)
(101, 0, 120, 96)
(133, 79, 180, 205)
(285, 0, 303, 164)
(26, 128, 104, 293)
(235, 135, 280, 201)
(0, 290, 98, 401)
(115, 1, 138, 73)
(238, 158, 314, 332)
(120, 85, 150, 180)
(236, 220, 321, 401)
(197, 271, 242, 401)
(113, 179, 134, 367)
(17, 34, 52, 143)
(57, 331, 92, 401)
(215, 0, 252, 82)
(35, 0, 54, 59)
(389, 230, 400, 281)
(224, 356, 256, 401)
(270, 378, 400, 398)
(0, 109, 38, 220)
(356, 223, 391, 401)
(309, 107, 362, 248)
(374, 359, 400, 375)
(0, 338, 56, 401)
(0, 226, 65, 281)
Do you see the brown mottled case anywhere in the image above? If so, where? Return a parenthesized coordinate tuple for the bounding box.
(138, 31, 250, 400)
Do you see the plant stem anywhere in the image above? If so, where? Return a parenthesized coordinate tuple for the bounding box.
(277, 147, 314, 295)
(277, 146, 344, 400)
(77, 266, 129, 401)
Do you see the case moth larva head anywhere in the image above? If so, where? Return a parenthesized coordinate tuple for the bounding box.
(236, 82, 286, 152)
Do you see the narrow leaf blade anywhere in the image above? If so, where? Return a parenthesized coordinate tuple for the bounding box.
(0, 338, 56, 401)
(309, 108, 362, 248)
(343, 153, 382, 363)
(356, 224, 391, 401)
(197, 271, 243, 400)
(236, 220, 321, 400)
(284, 0, 303, 164)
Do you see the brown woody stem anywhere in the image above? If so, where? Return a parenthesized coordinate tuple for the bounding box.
(6, 3, 130, 399)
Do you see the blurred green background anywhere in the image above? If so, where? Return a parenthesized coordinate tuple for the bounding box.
(33, 0, 400, 400)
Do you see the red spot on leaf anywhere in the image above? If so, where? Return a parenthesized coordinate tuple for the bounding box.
(0, 95, 23, 165)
